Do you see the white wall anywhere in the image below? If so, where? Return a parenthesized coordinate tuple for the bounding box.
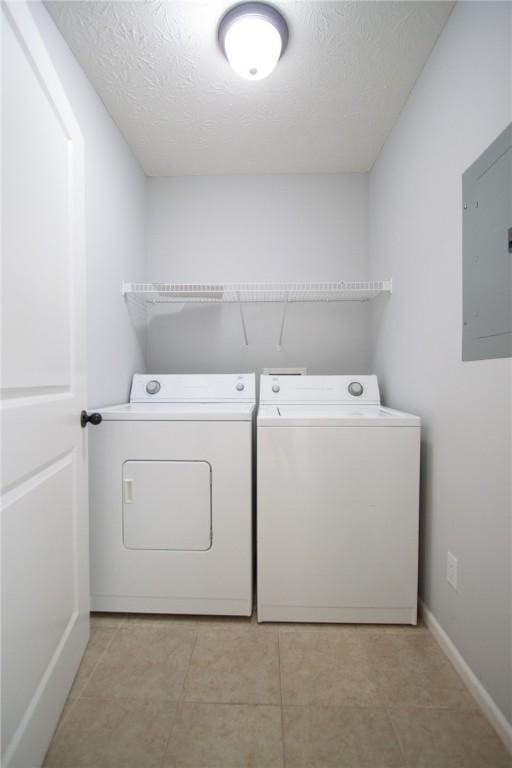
(369, 1, 511, 724)
(145, 174, 374, 375)
(35, 2, 146, 407)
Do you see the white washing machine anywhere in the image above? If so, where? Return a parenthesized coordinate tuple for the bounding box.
(257, 374, 420, 624)
(89, 373, 255, 615)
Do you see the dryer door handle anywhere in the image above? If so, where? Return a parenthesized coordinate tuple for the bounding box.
(123, 478, 134, 504)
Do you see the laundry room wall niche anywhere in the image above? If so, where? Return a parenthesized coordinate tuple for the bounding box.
(144, 173, 374, 375)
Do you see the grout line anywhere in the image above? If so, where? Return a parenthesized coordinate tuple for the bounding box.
(64, 695, 177, 702)
(179, 627, 201, 702)
(160, 627, 201, 768)
(74, 622, 121, 701)
(385, 706, 411, 768)
(160, 700, 182, 768)
(277, 632, 287, 768)
(167, 697, 287, 706)
(52, 621, 122, 734)
(65, 695, 395, 709)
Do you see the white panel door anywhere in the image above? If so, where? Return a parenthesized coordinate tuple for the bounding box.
(1, 4, 89, 767)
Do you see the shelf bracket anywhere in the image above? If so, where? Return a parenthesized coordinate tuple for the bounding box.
(237, 291, 249, 346)
(277, 292, 290, 349)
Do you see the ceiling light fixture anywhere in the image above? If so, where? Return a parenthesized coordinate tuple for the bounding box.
(218, 2, 289, 82)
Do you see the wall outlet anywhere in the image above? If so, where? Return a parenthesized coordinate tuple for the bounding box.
(447, 551, 458, 591)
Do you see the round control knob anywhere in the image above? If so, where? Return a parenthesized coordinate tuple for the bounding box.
(236, 382, 245, 391)
(272, 384, 280, 393)
(146, 379, 161, 395)
(348, 381, 363, 397)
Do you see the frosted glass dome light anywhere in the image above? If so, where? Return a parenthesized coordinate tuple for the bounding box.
(218, 3, 289, 81)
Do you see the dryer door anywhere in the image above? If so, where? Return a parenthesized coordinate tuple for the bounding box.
(122, 461, 212, 550)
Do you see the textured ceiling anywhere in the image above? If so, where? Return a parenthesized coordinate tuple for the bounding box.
(46, 1, 454, 175)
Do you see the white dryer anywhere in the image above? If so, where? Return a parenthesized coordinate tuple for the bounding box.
(257, 374, 420, 624)
(89, 373, 255, 615)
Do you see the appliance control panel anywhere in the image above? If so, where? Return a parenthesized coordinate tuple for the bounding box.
(130, 373, 256, 403)
(260, 375, 381, 405)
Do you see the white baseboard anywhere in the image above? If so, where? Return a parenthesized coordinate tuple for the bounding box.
(420, 599, 512, 756)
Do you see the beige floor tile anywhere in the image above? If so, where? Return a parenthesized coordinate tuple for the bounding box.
(367, 632, 476, 709)
(283, 705, 405, 768)
(279, 630, 382, 706)
(164, 703, 283, 768)
(44, 697, 177, 768)
(82, 625, 197, 701)
(389, 707, 512, 768)
(69, 627, 117, 699)
(90, 612, 125, 629)
(183, 629, 280, 704)
(43, 613, 510, 768)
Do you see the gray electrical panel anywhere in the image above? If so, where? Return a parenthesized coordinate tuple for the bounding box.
(462, 123, 512, 361)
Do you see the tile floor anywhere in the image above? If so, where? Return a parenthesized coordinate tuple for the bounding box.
(44, 611, 512, 768)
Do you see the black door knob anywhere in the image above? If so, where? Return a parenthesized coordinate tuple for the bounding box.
(80, 410, 103, 428)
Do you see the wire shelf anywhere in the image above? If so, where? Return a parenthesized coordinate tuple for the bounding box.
(122, 281, 392, 304)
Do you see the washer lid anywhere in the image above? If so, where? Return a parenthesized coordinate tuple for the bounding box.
(258, 404, 420, 427)
(97, 402, 255, 421)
